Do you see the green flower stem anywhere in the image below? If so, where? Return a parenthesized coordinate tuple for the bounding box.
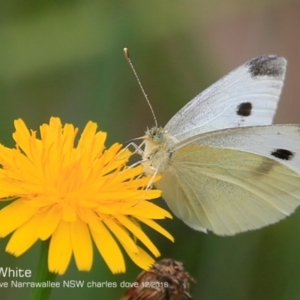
(29, 239, 57, 300)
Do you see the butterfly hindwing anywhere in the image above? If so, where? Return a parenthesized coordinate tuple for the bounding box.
(156, 137, 300, 235)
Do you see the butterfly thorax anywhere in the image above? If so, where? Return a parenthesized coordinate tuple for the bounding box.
(142, 126, 178, 175)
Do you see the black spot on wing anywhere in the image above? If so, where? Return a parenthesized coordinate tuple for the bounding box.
(236, 102, 252, 117)
(271, 149, 294, 161)
(247, 55, 285, 78)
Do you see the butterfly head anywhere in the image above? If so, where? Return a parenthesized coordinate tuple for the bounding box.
(140, 127, 169, 175)
(146, 126, 166, 144)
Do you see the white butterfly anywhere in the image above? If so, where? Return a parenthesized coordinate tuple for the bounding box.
(141, 55, 300, 236)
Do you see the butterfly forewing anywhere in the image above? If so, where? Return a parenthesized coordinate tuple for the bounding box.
(165, 56, 287, 141)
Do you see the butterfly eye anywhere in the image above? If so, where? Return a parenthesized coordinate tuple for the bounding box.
(153, 132, 164, 144)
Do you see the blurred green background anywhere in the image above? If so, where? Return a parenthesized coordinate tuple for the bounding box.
(1, 1, 300, 299)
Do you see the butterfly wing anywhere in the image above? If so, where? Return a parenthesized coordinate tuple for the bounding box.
(179, 125, 300, 174)
(155, 125, 300, 235)
(165, 56, 287, 141)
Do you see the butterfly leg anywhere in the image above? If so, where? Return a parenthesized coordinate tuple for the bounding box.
(123, 141, 145, 155)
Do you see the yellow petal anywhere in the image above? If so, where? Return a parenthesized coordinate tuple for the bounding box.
(71, 218, 93, 271)
(135, 216, 174, 242)
(121, 242, 155, 271)
(103, 218, 138, 254)
(90, 221, 125, 274)
(49, 221, 72, 275)
(0, 200, 37, 237)
(13, 119, 31, 157)
(6, 214, 43, 256)
(115, 215, 160, 257)
(36, 206, 63, 240)
(127, 201, 172, 219)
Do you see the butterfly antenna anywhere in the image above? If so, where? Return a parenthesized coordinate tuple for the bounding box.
(123, 48, 158, 128)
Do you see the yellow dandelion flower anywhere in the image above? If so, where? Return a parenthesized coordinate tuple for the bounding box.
(0, 117, 173, 275)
